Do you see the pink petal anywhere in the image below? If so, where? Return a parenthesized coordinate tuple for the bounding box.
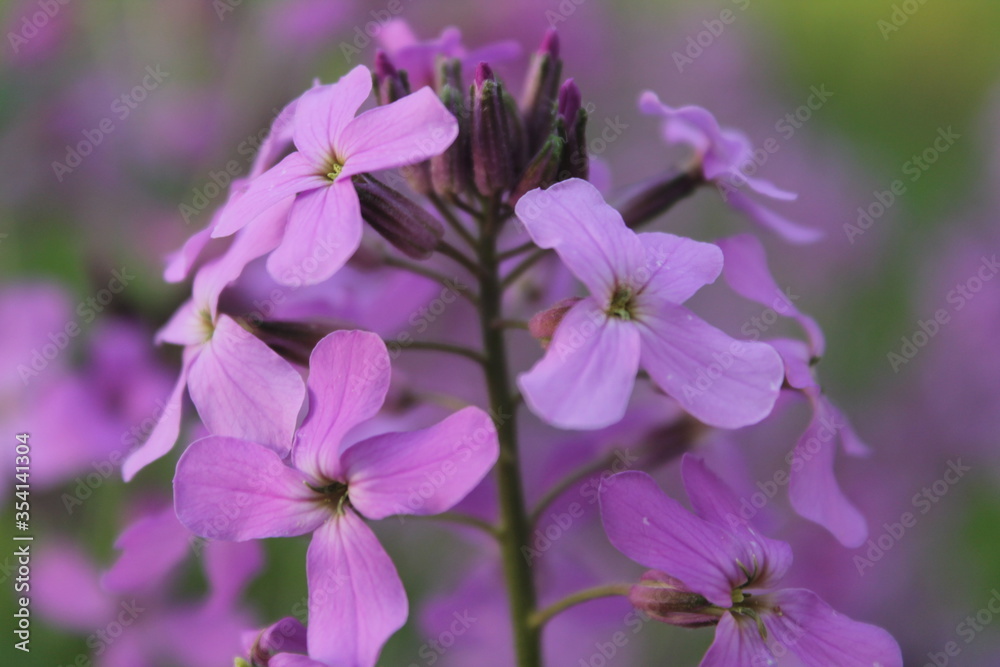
(270, 656, 327, 667)
(514, 179, 645, 297)
(267, 181, 362, 286)
(742, 175, 797, 201)
(761, 588, 903, 667)
(122, 348, 195, 481)
(635, 303, 783, 429)
(293, 330, 391, 483)
(700, 613, 766, 666)
(519, 298, 641, 430)
(599, 471, 743, 607)
(725, 190, 824, 244)
(339, 87, 458, 177)
(187, 315, 305, 455)
(293, 66, 373, 167)
(102, 505, 192, 594)
(252, 97, 300, 178)
(788, 398, 868, 547)
(164, 224, 213, 283)
(306, 510, 408, 667)
(716, 234, 825, 356)
(174, 436, 328, 540)
(156, 299, 207, 347)
(203, 540, 264, 608)
(213, 152, 325, 238)
(343, 406, 499, 519)
(681, 455, 793, 588)
(769, 337, 818, 390)
(637, 232, 723, 305)
(33, 542, 113, 632)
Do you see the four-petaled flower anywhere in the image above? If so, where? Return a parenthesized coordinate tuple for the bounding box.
(174, 330, 499, 667)
(515, 178, 784, 430)
(600, 456, 903, 667)
(211, 65, 459, 285)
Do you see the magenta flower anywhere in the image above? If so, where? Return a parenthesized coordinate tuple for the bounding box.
(210, 65, 459, 285)
(639, 91, 822, 244)
(600, 456, 902, 666)
(514, 178, 784, 430)
(123, 220, 304, 481)
(377, 20, 521, 90)
(174, 330, 499, 667)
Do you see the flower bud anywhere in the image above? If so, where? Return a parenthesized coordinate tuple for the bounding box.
(354, 175, 445, 259)
(374, 50, 411, 105)
(509, 129, 564, 205)
(521, 29, 563, 156)
(529, 297, 581, 347)
(431, 59, 472, 197)
(616, 168, 703, 229)
(556, 78, 589, 180)
(629, 571, 719, 628)
(471, 62, 522, 196)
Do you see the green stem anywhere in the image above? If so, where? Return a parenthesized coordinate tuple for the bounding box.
(529, 584, 632, 629)
(395, 340, 487, 366)
(429, 192, 479, 250)
(381, 256, 480, 306)
(479, 198, 542, 667)
(411, 511, 500, 538)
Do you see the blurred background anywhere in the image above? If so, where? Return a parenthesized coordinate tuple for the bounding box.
(2, 0, 999, 665)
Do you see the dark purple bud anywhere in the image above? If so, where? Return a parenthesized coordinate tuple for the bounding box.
(556, 79, 589, 180)
(529, 297, 581, 347)
(374, 50, 410, 105)
(430, 59, 472, 196)
(353, 175, 445, 259)
(471, 62, 521, 196)
(521, 29, 564, 155)
(509, 129, 564, 205)
(245, 617, 309, 665)
(629, 571, 720, 628)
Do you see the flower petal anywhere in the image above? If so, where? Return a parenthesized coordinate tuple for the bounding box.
(599, 470, 744, 607)
(294, 66, 373, 166)
(519, 298, 641, 430)
(343, 406, 499, 519)
(681, 455, 793, 588)
(788, 397, 868, 547)
(102, 506, 192, 594)
(716, 234, 825, 356)
(174, 436, 327, 540)
(306, 510, 408, 667)
(213, 152, 325, 238)
(700, 613, 767, 667)
(187, 315, 305, 455)
(637, 232, 723, 305)
(635, 303, 783, 428)
(762, 589, 903, 667)
(122, 347, 195, 481)
(339, 86, 458, 177)
(293, 330, 390, 483)
(266, 181, 362, 286)
(514, 178, 646, 297)
(725, 190, 824, 244)
(203, 540, 264, 608)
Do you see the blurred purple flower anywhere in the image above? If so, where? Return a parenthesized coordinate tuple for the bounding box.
(599, 456, 902, 666)
(174, 330, 499, 667)
(639, 91, 822, 244)
(515, 179, 783, 430)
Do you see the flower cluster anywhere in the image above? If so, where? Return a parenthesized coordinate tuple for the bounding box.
(95, 22, 902, 667)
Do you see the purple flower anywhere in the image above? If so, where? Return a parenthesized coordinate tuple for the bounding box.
(599, 456, 902, 666)
(173, 330, 499, 667)
(639, 91, 822, 244)
(377, 20, 521, 90)
(123, 223, 305, 481)
(210, 65, 459, 286)
(514, 178, 784, 430)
